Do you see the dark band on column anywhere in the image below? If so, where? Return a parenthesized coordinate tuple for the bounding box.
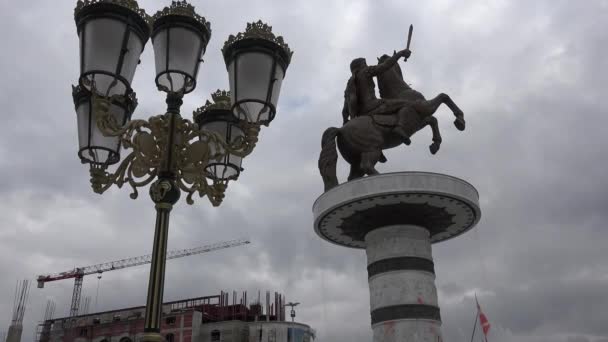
(371, 304, 441, 325)
(367, 257, 435, 278)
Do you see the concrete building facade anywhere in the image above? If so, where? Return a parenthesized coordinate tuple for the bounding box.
(36, 292, 315, 342)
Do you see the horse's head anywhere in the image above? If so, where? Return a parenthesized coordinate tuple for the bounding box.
(377, 53, 408, 99)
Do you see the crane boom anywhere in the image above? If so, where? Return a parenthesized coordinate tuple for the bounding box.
(36, 238, 250, 317)
(37, 238, 250, 286)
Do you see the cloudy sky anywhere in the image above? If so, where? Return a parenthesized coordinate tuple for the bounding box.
(1, 0, 607, 341)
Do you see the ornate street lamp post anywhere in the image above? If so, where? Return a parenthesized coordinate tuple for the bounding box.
(71, 1, 292, 341)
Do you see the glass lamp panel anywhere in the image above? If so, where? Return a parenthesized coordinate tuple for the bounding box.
(81, 17, 143, 96)
(91, 101, 127, 152)
(229, 124, 245, 145)
(152, 28, 168, 87)
(201, 121, 228, 157)
(119, 32, 144, 88)
(201, 121, 228, 180)
(75, 99, 127, 165)
(230, 52, 274, 123)
(202, 121, 229, 141)
(269, 66, 285, 109)
(76, 101, 92, 152)
(226, 125, 244, 179)
(225, 155, 242, 179)
(200, 120, 243, 180)
(153, 27, 203, 93)
(169, 27, 202, 78)
(228, 61, 236, 107)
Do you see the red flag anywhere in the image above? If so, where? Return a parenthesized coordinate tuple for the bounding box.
(476, 295, 491, 337)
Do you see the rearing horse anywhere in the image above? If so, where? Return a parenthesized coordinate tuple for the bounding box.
(318, 54, 466, 191)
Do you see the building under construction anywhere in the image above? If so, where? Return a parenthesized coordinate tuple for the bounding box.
(35, 291, 315, 342)
(5, 280, 30, 342)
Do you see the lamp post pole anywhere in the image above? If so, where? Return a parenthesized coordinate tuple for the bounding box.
(142, 188, 173, 341)
(143, 94, 183, 341)
(70, 1, 293, 340)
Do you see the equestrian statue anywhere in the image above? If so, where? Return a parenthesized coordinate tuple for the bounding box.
(319, 25, 466, 191)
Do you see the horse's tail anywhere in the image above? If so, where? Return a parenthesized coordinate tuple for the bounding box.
(319, 127, 340, 191)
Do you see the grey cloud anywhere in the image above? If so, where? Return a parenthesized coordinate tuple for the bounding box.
(1, 1, 608, 342)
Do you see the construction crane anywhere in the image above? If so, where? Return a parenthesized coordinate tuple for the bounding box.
(36, 238, 250, 317)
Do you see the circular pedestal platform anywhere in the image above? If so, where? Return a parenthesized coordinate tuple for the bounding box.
(313, 172, 481, 248)
(312, 172, 481, 342)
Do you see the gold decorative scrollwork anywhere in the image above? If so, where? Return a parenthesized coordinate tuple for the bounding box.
(88, 92, 260, 206)
(150, 180, 172, 203)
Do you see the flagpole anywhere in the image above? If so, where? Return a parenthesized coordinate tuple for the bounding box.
(469, 308, 478, 342)
(474, 294, 490, 342)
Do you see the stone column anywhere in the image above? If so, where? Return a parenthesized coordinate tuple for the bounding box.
(365, 225, 441, 342)
(313, 172, 481, 342)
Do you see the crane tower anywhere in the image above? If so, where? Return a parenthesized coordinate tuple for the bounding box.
(36, 238, 250, 317)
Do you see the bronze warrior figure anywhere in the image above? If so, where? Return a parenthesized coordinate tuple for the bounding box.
(319, 27, 466, 192)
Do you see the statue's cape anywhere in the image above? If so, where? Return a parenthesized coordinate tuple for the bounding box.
(345, 76, 359, 119)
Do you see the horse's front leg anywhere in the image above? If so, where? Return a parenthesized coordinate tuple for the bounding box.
(423, 116, 442, 155)
(414, 93, 465, 131)
(439, 93, 465, 131)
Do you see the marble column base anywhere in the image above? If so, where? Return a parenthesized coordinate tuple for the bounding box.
(313, 172, 481, 342)
(366, 225, 441, 342)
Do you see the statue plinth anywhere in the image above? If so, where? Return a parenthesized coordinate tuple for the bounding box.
(313, 172, 481, 342)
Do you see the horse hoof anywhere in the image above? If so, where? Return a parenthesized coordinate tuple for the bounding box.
(454, 117, 466, 131)
(429, 143, 440, 155)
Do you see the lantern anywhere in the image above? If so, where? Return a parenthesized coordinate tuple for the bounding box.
(73, 85, 137, 165)
(222, 21, 292, 126)
(194, 90, 244, 181)
(151, 1, 211, 94)
(75, 0, 150, 96)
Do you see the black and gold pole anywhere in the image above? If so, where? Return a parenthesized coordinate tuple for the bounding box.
(142, 180, 175, 341)
(142, 94, 183, 342)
